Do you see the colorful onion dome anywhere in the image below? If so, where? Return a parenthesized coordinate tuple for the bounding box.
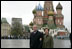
(36, 3, 43, 11)
(56, 3, 63, 9)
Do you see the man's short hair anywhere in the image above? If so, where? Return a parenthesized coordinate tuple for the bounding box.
(33, 25, 37, 28)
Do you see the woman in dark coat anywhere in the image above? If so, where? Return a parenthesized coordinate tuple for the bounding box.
(42, 28, 54, 48)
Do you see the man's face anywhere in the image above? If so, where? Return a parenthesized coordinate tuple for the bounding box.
(33, 26, 37, 31)
(45, 29, 49, 35)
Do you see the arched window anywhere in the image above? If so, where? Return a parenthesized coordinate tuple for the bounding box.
(58, 19, 60, 23)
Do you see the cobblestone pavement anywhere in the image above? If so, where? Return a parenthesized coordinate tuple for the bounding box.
(1, 39, 71, 48)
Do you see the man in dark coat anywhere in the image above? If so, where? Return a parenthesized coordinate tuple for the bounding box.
(30, 25, 43, 48)
(69, 33, 71, 48)
(69, 33, 71, 43)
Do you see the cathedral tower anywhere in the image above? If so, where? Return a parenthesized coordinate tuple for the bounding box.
(43, 1, 54, 16)
(55, 3, 64, 28)
(33, 3, 43, 28)
(43, 1, 54, 25)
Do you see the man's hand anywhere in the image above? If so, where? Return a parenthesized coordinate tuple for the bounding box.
(40, 38, 42, 41)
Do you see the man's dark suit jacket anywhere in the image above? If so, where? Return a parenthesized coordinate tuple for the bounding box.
(30, 30, 43, 48)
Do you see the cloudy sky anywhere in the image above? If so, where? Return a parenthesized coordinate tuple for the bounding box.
(1, 1, 71, 32)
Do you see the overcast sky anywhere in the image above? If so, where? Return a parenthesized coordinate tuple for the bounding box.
(1, 1, 71, 32)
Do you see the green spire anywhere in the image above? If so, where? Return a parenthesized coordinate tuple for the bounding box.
(32, 5, 37, 14)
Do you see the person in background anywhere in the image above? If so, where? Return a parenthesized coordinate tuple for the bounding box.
(42, 28, 54, 48)
(30, 25, 43, 48)
(69, 33, 71, 47)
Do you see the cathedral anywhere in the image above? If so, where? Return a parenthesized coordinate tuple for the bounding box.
(32, 1, 65, 29)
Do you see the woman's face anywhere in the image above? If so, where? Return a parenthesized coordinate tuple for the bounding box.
(45, 29, 49, 35)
